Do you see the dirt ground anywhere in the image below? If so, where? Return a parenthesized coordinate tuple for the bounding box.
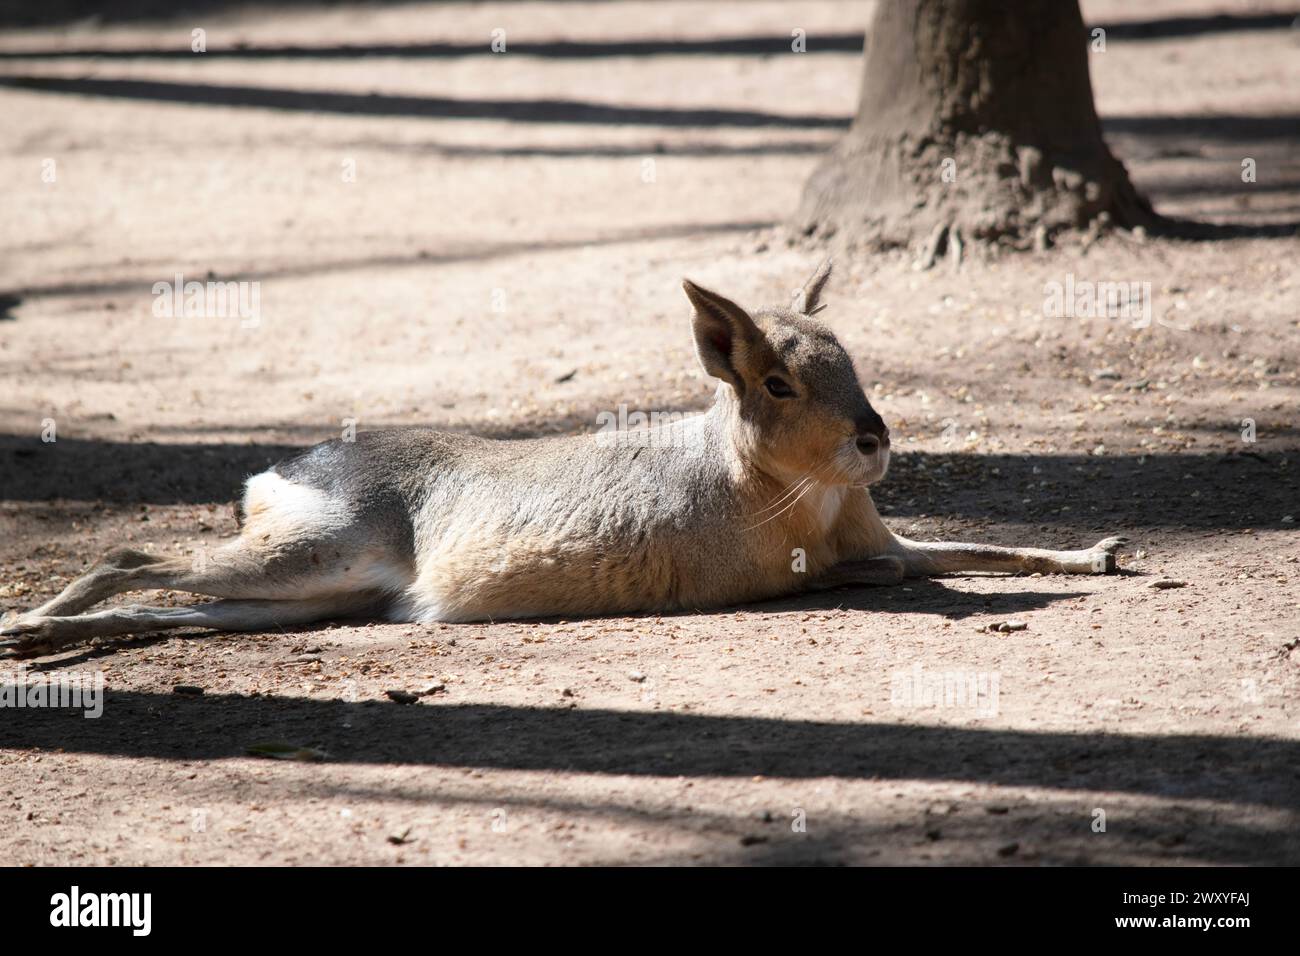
(1, 0, 1298, 865)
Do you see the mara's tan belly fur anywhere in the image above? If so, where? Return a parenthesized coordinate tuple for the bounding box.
(398, 484, 894, 622)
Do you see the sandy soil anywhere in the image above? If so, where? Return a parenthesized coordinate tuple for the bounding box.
(1, 1, 1298, 865)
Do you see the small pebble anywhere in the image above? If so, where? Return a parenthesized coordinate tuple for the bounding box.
(385, 690, 419, 705)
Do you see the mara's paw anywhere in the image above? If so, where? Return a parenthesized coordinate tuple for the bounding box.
(0, 616, 67, 657)
(1085, 535, 1129, 574)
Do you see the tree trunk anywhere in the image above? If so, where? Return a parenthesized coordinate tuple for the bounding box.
(796, 0, 1160, 253)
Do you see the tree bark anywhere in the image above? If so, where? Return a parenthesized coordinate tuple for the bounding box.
(796, 0, 1160, 253)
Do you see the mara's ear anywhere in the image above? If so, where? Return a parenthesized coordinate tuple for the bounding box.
(794, 258, 833, 315)
(682, 279, 762, 395)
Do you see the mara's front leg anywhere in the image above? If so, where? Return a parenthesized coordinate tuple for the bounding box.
(814, 490, 1126, 585)
(887, 534, 1128, 576)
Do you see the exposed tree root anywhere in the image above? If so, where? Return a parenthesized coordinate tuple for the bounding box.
(795, 128, 1166, 262)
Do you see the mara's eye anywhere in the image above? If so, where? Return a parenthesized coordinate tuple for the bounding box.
(764, 376, 796, 399)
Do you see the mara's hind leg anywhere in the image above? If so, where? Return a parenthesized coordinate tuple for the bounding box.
(21, 547, 191, 619)
(15, 535, 410, 621)
(0, 593, 380, 657)
(7, 466, 415, 628)
(888, 535, 1128, 576)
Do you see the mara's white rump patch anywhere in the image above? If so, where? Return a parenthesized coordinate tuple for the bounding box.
(240, 471, 415, 597)
(242, 471, 350, 531)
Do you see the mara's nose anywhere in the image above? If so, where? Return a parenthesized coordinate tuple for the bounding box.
(854, 413, 890, 455)
(856, 433, 880, 455)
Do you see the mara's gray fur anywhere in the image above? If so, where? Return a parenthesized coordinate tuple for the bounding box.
(2, 262, 1125, 654)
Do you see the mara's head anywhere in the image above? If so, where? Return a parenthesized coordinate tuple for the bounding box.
(683, 261, 889, 487)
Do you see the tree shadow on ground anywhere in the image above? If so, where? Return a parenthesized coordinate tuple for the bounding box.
(389, 782, 1295, 865)
(205, 762, 1299, 865)
(0, 219, 771, 300)
(0, 77, 1293, 237)
(5, 692, 1295, 863)
(0, 33, 868, 59)
(1, 694, 1297, 815)
(1104, 114, 1300, 142)
(324, 137, 829, 159)
(0, 75, 846, 128)
(4, 6, 1294, 39)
